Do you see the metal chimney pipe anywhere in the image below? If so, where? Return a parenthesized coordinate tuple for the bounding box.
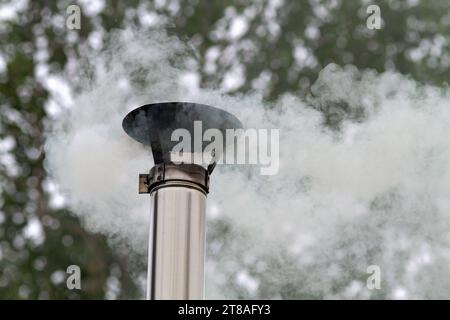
(143, 163, 209, 299)
(122, 102, 242, 300)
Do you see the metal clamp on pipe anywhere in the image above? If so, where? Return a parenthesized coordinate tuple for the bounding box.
(139, 163, 210, 195)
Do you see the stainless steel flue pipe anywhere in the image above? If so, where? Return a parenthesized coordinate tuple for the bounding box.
(122, 102, 242, 300)
(141, 163, 209, 299)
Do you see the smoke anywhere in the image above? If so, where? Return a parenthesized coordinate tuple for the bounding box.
(44, 26, 450, 299)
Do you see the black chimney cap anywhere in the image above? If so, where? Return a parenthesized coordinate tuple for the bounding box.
(122, 102, 242, 165)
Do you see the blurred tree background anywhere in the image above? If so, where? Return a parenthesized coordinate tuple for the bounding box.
(0, 0, 449, 299)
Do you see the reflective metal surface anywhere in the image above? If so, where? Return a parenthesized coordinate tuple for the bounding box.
(122, 102, 242, 300)
(147, 182, 207, 300)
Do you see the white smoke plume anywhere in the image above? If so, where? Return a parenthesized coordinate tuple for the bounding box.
(44, 26, 450, 299)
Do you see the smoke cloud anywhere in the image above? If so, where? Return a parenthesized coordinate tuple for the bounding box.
(44, 26, 450, 299)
